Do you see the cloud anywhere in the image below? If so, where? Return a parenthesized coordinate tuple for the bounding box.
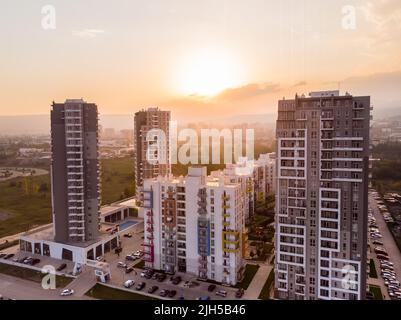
(361, 0, 401, 45)
(72, 29, 105, 38)
(215, 83, 280, 101)
(292, 81, 307, 87)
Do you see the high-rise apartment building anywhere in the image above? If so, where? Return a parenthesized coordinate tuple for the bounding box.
(51, 99, 100, 244)
(134, 107, 171, 202)
(212, 153, 276, 222)
(255, 153, 276, 198)
(275, 91, 370, 300)
(141, 167, 246, 285)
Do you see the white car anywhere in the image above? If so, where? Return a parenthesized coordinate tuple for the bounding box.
(60, 289, 74, 296)
(96, 256, 104, 262)
(215, 290, 227, 297)
(133, 250, 143, 257)
(117, 262, 127, 268)
(124, 280, 135, 288)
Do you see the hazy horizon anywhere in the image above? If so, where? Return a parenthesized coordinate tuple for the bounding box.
(1, 0, 401, 120)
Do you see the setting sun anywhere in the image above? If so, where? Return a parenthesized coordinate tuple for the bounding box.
(176, 49, 242, 97)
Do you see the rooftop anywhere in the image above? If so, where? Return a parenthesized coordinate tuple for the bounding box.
(21, 223, 118, 248)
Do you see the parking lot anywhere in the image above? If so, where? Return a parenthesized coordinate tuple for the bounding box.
(104, 237, 240, 300)
(93, 221, 241, 300)
(368, 190, 401, 300)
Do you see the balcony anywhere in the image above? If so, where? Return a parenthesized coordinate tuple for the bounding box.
(222, 194, 230, 201)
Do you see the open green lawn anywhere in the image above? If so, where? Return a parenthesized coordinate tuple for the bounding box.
(0, 239, 19, 250)
(0, 157, 135, 238)
(0, 175, 52, 238)
(258, 269, 274, 300)
(369, 259, 378, 278)
(0, 262, 73, 288)
(85, 283, 158, 300)
(369, 285, 383, 300)
(234, 264, 260, 290)
(134, 259, 145, 269)
(101, 157, 135, 205)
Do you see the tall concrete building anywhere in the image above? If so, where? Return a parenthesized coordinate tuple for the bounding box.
(134, 107, 171, 202)
(51, 99, 100, 244)
(274, 91, 371, 300)
(210, 153, 276, 223)
(141, 167, 247, 285)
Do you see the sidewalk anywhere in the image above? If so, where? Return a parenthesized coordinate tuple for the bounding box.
(243, 264, 272, 300)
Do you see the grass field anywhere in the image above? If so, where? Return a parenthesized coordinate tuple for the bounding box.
(101, 157, 135, 205)
(0, 157, 135, 238)
(369, 259, 378, 278)
(234, 264, 260, 290)
(258, 269, 274, 300)
(0, 262, 73, 288)
(85, 283, 158, 300)
(134, 259, 145, 269)
(369, 285, 384, 300)
(0, 175, 52, 238)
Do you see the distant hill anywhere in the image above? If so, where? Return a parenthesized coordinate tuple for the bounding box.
(0, 114, 134, 135)
(0, 113, 277, 135)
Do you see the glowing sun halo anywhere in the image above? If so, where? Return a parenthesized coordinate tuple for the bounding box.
(177, 49, 241, 97)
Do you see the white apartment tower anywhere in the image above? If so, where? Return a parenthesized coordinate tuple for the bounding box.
(275, 91, 370, 300)
(141, 167, 246, 285)
(213, 153, 276, 222)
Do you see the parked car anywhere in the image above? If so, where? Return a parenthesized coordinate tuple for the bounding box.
(157, 273, 167, 282)
(148, 286, 158, 294)
(372, 240, 383, 245)
(133, 250, 143, 257)
(377, 254, 389, 261)
(159, 289, 169, 297)
(123, 233, 133, 238)
(4, 254, 14, 260)
(157, 274, 166, 282)
(124, 280, 135, 288)
(125, 267, 134, 274)
(208, 284, 216, 292)
(215, 290, 227, 297)
(374, 248, 388, 255)
(96, 256, 104, 262)
(60, 289, 74, 296)
(31, 258, 41, 265)
(184, 281, 199, 288)
(136, 282, 146, 291)
(171, 276, 182, 285)
(197, 296, 211, 300)
(235, 288, 244, 298)
(0, 253, 6, 259)
(144, 272, 154, 279)
(126, 255, 137, 261)
(23, 257, 33, 264)
(57, 263, 67, 271)
(117, 262, 127, 268)
(168, 290, 177, 298)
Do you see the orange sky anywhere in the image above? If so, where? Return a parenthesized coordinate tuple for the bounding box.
(0, 0, 401, 120)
